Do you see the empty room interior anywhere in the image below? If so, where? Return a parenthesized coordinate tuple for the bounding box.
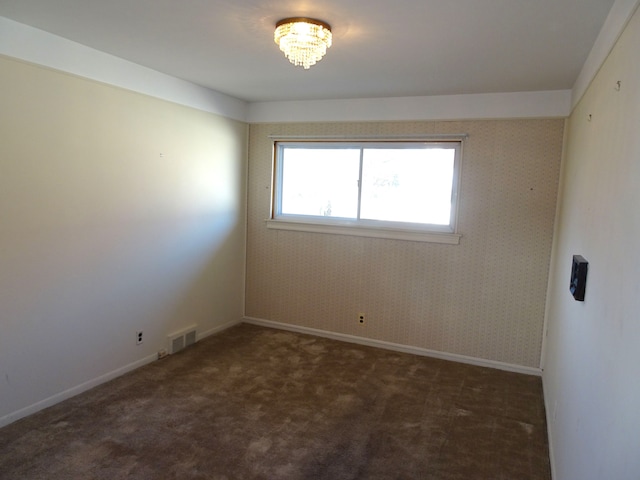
(0, 1, 639, 479)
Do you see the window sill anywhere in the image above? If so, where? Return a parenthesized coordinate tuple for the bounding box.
(266, 219, 461, 244)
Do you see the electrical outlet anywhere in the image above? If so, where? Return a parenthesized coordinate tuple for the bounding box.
(136, 330, 143, 345)
(358, 313, 366, 325)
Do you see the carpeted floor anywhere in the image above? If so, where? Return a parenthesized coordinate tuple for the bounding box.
(0, 324, 551, 479)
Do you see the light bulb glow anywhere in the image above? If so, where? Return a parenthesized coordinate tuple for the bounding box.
(274, 18, 332, 69)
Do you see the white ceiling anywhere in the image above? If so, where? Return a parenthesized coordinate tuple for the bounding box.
(0, 0, 615, 103)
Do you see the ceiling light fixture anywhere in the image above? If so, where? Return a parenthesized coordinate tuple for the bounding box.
(274, 17, 332, 69)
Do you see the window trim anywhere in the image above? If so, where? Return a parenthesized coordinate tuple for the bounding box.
(266, 218, 462, 244)
(268, 135, 465, 244)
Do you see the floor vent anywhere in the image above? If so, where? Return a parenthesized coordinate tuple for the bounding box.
(168, 325, 198, 354)
(185, 330, 197, 348)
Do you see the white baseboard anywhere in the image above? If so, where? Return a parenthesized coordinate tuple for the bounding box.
(1, 317, 539, 431)
(0, 353, 157, 429)
(197, 318, 241, 341)
(243, 316, 542, 376)
(542, 379, 557, 479)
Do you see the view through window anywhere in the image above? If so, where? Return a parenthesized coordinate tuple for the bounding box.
(273, 140, 462, 235)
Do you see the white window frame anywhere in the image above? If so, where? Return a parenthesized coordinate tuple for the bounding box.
(267, 136, 464, 244)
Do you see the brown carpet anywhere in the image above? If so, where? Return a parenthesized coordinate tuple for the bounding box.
(0, 324, 551, 479)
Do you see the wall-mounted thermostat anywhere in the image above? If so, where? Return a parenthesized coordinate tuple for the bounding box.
(570, 255, 588, 301)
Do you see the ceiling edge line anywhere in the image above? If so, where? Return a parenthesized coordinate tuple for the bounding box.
(0, 16, 248, 122)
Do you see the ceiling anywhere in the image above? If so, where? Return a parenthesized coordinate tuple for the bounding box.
(0, 0, 615, 103)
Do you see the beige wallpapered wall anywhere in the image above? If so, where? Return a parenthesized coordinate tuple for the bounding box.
(246, 119, 564, 368)
(543, 4, 640, 477)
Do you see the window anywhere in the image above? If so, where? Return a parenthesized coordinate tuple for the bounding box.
(269, 138, 463, 244)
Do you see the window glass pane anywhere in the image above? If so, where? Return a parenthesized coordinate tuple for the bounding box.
(281, 147, 360, 218)
(360, 148, 455, 225)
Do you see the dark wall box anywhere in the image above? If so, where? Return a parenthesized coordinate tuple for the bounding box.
(570, 255, 588, 301)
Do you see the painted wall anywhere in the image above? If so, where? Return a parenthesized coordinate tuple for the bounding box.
(246, 119, 564, 370)
(0, 56, 248, 425)
(542, 4, 640, 480)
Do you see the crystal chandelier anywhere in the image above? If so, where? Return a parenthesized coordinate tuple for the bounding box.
(274, 17, 332, 69)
